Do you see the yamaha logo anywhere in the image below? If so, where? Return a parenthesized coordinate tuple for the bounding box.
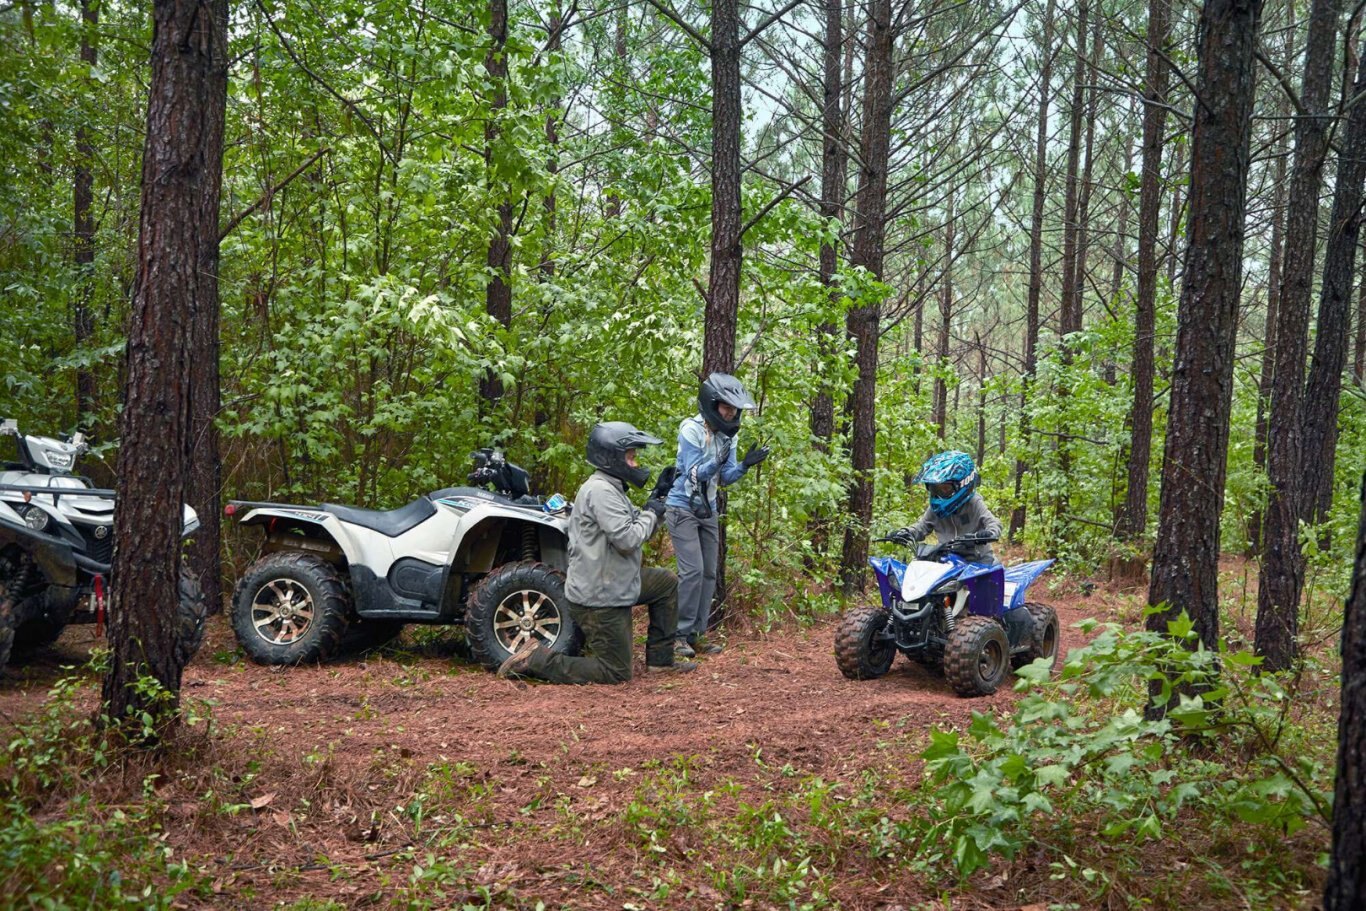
(94, 525, 109, 539)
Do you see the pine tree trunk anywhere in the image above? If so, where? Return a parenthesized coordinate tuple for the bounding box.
(1325, 469, 1366, 909)
(976, 332, 987, 464)
(1010, 0, 1056, 542)
(1116, 0, 1170, 542)
(1058, 0, 1090, 341)
(186, 0, 230, 618)
(1147, 0, 1265, 697)
(839, 0, 893, 595)
(72, 0, 99, 426)
(1356, 244, 1366, 381)
(932, 203, 954, 438)
(481, 0, 513, 407)
(1249, 110, 1291, 555)
(1257, 0, 1340, 672)
(104, 0, 229, 733)
(808, 0, 846, 557)
(1301, 33, 1366, 530)
(541, 3, 562, 280)
(703, 0, 743, 377)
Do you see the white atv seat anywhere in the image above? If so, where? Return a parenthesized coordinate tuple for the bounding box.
(322, 497, 436, 537)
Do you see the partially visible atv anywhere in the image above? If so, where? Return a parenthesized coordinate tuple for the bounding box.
(835, 534, 1060, 696)
(227, 448, 578, 670)
(0, 419, 207, 673)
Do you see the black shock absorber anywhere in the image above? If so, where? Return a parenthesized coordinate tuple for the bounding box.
(941, 595, 956, 637)
(521, 524, 538, 562)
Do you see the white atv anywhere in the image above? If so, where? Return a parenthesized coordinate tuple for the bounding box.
(227, 449, 580, 670)
(0, 419, 206, 673)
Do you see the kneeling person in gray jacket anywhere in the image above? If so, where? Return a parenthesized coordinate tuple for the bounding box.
(498, 422, 697, 682)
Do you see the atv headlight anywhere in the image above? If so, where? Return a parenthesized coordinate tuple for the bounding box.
(21, 506, 51, 532)
(43, 451, 75, 471)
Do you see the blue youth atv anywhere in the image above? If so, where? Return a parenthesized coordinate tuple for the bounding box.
(835, 535, 1060, 696)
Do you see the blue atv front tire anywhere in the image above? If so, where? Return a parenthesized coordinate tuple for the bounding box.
(835, 605, 896, 680)
(944, 615, 1009, 697)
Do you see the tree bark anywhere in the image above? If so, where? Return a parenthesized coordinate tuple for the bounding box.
(932, 202, 954, 438)
(1302, 33, 1366, 529)
(1356, 240, 1366, 381)
(1257, 0, 1340, 672)
(1147, 0, 1264, 697)
(1116, 0, 1170, 541)
(702, 0, 743, 377)
(481, 0, 513, 407)
(72, 0, 99, 426)
(1325, 469, 1366, 909)
(975, 331, 987, 464)
(186, 0, 230, 618)
(808, 0, 846, 556)
(1010, 0, 1056, 542)
(1250, 125, 1292, 553)
(104, 0, 229, 731)
(839, 0, 893, 595)
(1058, 0, 1090, 340)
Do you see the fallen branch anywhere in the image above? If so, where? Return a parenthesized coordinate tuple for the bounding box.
(219, 147, 332, 242)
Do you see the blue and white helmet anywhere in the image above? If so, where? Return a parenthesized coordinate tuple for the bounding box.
(913, 450, 979, 517)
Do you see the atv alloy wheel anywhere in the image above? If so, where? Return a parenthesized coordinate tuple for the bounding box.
(231, 552, 350, 665)
(943, 615, 1010, 697)
(465, 561, 577, 670)
(835, 605, 897, 680)
(1011, 601, 1060, 672)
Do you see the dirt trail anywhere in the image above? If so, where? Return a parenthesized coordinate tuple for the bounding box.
(0, 585, 1125, 909)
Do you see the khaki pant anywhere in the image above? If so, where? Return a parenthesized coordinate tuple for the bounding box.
(525, 567, 678, 684)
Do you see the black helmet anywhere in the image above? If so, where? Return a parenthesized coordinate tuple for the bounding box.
(699, 373, 756, 436)
(586, 421, 662, 488)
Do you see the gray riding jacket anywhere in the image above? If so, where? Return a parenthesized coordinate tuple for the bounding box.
(903, 493, 1003, 563)
(565, 470, 661, 606)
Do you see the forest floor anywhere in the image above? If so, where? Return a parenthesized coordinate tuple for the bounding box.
(0, 562, 1318, 910)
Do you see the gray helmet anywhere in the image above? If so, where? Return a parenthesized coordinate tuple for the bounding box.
(699, 373, 756, 436)
(586, 421, 662, 488)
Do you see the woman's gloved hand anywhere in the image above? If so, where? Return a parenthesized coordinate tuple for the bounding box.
(741, 442, 770, 468)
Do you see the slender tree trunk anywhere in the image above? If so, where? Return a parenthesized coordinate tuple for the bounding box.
(932, 202, 954, 438)
(1302, 33, 1366, 529)
(976, 331, 987, 463)
(1356, 241, 1366, 381)
(702, 0, 743, 377)
(1107, 118, 1135, 310)
(808, 0, 846, 556)
(1325, 469, 1366, 909)
(839, 0, 894, 595)
(1010, 0, 1057, 542)
(104, 0, 229, 731)
(1116, 0, 1170, 541)
(1166, 139, 1186, 287)
(72, 0, 99, 425)
(1258, 0, 1340, 672)
(1058, 0, 1090, 340)
(1147, 0, 1265, 706)
(481, 0, 513, 407)
(1071, 9, 1104, 329)
(1250, 117, 1291, 554)
(186, 0, 230, 617)
(541, 3, 562, 280)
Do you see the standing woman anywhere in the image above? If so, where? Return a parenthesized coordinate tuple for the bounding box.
(665, 373, 769, 657)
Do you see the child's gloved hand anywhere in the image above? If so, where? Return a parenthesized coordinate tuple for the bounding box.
(644, 497, 668, 518)
(888, 527, 920, 546)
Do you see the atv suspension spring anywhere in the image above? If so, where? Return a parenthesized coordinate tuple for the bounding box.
(521, 524, 538, 562)
(941, 602, 955, 637)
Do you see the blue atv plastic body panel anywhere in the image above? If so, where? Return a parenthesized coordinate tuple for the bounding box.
(1003, 559, 1056, 610)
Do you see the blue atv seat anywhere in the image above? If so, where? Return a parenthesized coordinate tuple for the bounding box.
(322, 497, 435, 537)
